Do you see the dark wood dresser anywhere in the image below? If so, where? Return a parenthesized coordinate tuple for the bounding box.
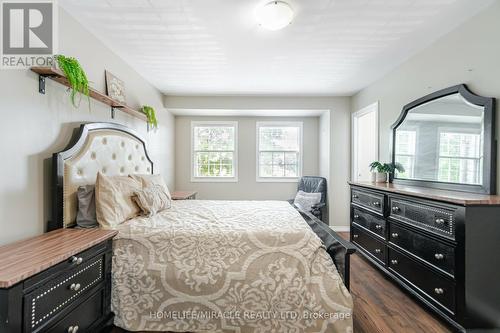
(349, 181, 500, 332)
(0, 228, 117, 333)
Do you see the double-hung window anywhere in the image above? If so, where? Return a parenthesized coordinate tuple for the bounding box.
(394, 129, 417, 178)
(256, 121, 302, 182)
(191, 121, 238, 182)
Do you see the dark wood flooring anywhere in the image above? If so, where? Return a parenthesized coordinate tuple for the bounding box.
(112, 232, 453, 333)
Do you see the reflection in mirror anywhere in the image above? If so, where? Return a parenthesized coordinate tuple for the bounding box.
(394, 93, 484, 185)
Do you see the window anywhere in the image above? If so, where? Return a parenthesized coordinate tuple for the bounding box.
(191, 121, 238, 182)
(438, 131, 482, 184)
(394, 130, 416, 178)
(256, 122, 302, 182)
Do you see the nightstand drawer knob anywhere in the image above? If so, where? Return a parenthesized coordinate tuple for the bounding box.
(434, 288, 444, 295)
(435, 218, 445, 225)
(353, 214, 359, 219)
(375, 248, 381, 254)
(71, 256, 83, 265)
(375, 224, 382, 230)
(391, 233, 399, 238)
(434, 253, 444, 260)
(69, 283, 81, 291)
(391, 259, 398, 265)
(373, 201, 380, 206)
(68, 325, 79, 333)
(352, 194, 358, 199)
(353, 234, 359, 238)
(392, 206, 400, 212)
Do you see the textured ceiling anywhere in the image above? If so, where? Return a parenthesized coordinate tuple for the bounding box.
(60, 0, 493, 96)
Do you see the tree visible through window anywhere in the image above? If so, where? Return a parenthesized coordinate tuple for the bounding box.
(438, 132, 481, 184)
(257, 122, 302, 180)
(192, 122, 237, 179)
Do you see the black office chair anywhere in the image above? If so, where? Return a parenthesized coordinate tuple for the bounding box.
(288, 176, 327, 222)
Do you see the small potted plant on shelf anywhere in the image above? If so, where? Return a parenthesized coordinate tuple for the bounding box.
(369, 161, 405, 183)
(54, 54, 90, 110)
(141, 105, 158, 130)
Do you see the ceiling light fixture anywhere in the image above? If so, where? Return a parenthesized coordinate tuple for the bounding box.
(256, 1, 294, 31)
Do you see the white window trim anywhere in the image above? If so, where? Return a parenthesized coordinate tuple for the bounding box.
(191, 121, 238, 182)
(256, 121, 303, 183)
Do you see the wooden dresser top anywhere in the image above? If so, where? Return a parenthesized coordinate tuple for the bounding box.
(349, 181, 500, 206)
(0, 228, 117, 288)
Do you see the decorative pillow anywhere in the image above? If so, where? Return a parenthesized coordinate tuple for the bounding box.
(293, 190, 322, 213)
(130, 174, 171, 200)
(133, 185, 171, 217)
(95, 172, 142, 228)
(76, 185, 98, 228)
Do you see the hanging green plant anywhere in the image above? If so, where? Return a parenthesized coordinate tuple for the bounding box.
(141, 105, 158, 130)
(54, 54, 90, 109)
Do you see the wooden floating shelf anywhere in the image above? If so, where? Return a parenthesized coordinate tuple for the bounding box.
(31, 67, 147, 121)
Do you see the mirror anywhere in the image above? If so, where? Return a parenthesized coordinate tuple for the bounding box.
(391, 85, 496, 194)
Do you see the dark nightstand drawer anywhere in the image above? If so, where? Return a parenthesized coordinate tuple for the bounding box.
(352, 188, 385, 215)
(352, 208, 386, 239)
(388, 248, 456, 314)
(389, 223, 455, 277)
(389, 196, 456, 239)
(352, 225, 386, 264)
(24, 254, 105, 332)
(46, 288, 104, 333)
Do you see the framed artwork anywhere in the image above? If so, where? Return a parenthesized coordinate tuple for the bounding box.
(105, 70, 126, 103)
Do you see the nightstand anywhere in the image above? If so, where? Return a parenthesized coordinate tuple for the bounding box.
(171, 191, 198, 200)
(0, 228, 117, 333)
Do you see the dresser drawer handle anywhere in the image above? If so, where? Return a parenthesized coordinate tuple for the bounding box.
(372, 201, 380, 206)
(352, 194, 359, 199)
(71, 256, 83, 265)
(374, 248, 381, 254)
(69, 283, 81, 292)
(68, 325, 79, 333)
(353, 234, 359, 239)
(434, 288, 444, 295)
(434, 253, 444, 260)
(391, 259, 398, 265)
(435, 218, 445, 225)
(392, 206, 400, 213)
(375, 224, 382, 230)
(391, 233, 399, 238)
(353, 214, 359, 219)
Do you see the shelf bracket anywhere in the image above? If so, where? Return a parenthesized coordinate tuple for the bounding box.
(39, 75, 46, 94)
(111, 108, 116, 119)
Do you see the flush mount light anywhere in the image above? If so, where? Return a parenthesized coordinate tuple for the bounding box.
(256, 1, 294, 31)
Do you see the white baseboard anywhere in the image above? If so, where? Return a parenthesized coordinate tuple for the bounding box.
(329, 226, 350, 232)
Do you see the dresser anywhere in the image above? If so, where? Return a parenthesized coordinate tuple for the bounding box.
(349, 181, 500, 332)
(0, 228, 117, 333)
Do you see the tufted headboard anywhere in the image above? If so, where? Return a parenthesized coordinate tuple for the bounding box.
(51, 123, 154, 230)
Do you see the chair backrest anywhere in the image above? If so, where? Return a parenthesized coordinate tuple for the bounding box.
(297, 176, 327, 204)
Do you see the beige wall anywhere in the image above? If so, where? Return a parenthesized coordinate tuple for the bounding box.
(175, 116, 319, 201)
(352, 2, 500, 189)
(0, 8, 175, 245)
(165, 96, 351, 228)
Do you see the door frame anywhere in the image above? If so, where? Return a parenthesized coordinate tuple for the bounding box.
(351, 101, 379, 181)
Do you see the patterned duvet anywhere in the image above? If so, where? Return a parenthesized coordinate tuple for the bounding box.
(111, 200, 353, 332)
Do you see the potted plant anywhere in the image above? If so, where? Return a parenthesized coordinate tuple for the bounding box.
(141, 105, 158, 130)
(369, 161, 405, 183)
(54, 54, 90, 110)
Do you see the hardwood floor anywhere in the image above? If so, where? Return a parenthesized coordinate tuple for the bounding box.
(113, 233, 453, 333)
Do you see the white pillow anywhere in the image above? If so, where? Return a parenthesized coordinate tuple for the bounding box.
(293, 190, 322, 212)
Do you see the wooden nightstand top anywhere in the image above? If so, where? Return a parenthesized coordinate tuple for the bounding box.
(0, 228, 117, 288)
(171, 190, 198, 200)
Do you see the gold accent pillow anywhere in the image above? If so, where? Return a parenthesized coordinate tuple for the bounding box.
(133, 184, 171, 216)
(95, 172, 142, 228)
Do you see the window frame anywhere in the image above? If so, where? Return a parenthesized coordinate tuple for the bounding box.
(394, 128, 418, 179)
(255, 121, 303, 183)
(191, 120, 238, 182)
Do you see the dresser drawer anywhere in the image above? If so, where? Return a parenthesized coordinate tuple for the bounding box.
(45, 288, 104, 333)
(389, 196, 456, 239)
(25, 254, 105, 332)
(352, 208, 386, 239)
(352, 225, 386, 264)
(389, 223, 455, 277)
(351, 188, 385, 215)
(388, 248, 456, 314)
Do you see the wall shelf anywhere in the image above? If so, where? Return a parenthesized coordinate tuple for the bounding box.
(31, 67, 148, 122)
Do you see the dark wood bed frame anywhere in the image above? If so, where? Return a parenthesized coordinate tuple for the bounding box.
(51, 122, 355, 290)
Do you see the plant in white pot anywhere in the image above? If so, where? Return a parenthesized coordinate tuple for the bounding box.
(369, 161, 405, 183)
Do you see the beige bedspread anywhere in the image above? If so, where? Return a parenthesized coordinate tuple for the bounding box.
(111, 200, 353, 332)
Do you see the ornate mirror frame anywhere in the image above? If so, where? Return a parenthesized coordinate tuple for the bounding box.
(390, 84, 496, 194)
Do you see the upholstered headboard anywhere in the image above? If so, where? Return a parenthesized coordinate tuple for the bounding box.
(51, 123, 153, 230)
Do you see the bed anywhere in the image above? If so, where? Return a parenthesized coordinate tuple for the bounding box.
(52, 122, 355, 332)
